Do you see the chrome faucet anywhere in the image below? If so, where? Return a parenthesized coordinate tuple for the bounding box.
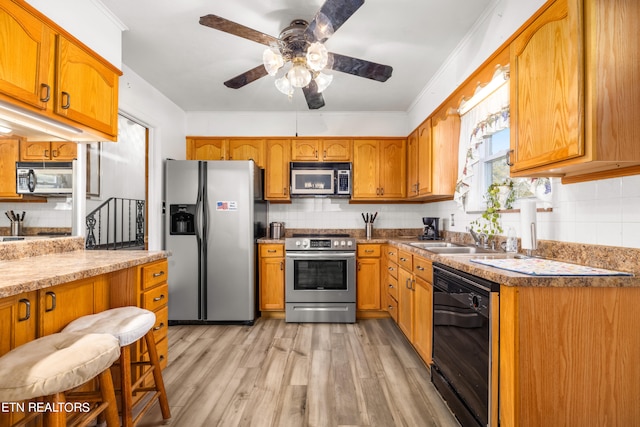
(468, 227, 489, 248)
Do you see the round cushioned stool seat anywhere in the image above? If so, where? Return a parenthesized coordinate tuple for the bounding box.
(62, 306, 156, 346)
(0, 332, 120, 402)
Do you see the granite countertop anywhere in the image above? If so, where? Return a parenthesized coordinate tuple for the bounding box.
(257, 235, 639, 288)
(0, 247, 170, 298)
(384, 239, 640, 288)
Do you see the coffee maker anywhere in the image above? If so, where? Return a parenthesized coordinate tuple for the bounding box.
(419, 217, 440, 240)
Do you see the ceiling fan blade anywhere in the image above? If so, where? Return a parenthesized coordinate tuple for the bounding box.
(328, 53, 393, 82)
(305, 0, 365, 42)
(302, 80, 326, 109)
(200, 15, 279, 47)
(224, 65, 269, 89)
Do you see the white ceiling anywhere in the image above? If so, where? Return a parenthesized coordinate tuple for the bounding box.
(99, 0, 493, 113)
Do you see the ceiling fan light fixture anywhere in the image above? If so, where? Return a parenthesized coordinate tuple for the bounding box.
(262, 48, 284, 76)
(275, 75, 294, 97)
(312, 12, 334, 41)
(314, 72, 333, 93)
(287, 62, 312, 88)
(306, 42, 328, 71)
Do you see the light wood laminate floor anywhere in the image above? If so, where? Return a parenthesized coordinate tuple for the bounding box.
(138, 318, 460, 427)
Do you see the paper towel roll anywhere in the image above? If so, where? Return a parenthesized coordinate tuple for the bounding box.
(520, 200, 537, 250)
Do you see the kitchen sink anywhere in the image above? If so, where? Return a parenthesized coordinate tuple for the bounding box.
(425, 246, 500, 255)
(409, 242, 457, 249)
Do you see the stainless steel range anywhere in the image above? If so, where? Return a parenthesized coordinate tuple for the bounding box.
(285, 234, 356, 323)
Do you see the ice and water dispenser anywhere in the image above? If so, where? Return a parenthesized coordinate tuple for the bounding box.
(169, 205, 196, 235)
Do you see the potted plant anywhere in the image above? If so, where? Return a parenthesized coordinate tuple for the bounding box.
(470, 179, 514, 239)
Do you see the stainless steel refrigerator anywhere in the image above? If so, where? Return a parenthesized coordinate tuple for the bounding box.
(165, 160, 266, 324)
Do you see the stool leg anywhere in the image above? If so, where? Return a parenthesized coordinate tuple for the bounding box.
(145, 331, 171, 420)
(120, 344, 134, 427)
(98, 369, 120, 427)
(42, 392, 66, 427)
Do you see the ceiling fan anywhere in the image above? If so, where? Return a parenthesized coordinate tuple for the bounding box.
(199, 0, 393, 109)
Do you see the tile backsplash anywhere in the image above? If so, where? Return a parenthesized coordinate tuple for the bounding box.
(268, 174, 640, 249)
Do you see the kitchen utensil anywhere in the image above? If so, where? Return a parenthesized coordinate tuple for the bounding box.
(365, 222, 373, 239)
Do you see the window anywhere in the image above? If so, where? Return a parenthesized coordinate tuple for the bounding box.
(466, 128, 541, 212)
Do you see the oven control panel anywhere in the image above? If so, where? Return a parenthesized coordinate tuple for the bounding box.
(285, 237, 355, 251)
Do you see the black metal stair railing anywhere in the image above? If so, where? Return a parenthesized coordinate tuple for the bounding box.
(86, 197, 145, 250)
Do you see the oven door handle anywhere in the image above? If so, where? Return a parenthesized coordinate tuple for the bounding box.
(286, 252, 356, 259)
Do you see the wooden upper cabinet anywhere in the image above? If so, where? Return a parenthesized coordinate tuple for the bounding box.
(510, 0, 640, 182)
(291, 138, 352, 161)
(353, 139, 406, 200)
(0, 139, 20, 199)
(291, 139, 320, 161)
(187, 137, 227, 160)
(55, 35, 119, 137)
(407, 119, 434, 200)
(0, 1, 51, 110)
(0, 2, 120, 141)
(321, 139, 351, 161)
(20, 141, 76, 161)
(265, 139, 291, 201)
(430, 114, 459, 199)
(228, 138, 265, 168)
(406, 130, 419, 197)
(510, 0, 583, 174)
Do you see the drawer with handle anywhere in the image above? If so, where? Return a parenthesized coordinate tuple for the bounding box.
(398, 249, 413, 271)
(357, 244, 381, 258)
(141, 260, 168, 290)
(150, 305, 168, 343)
(260, 244, 284, 258)
(414, 255, 433, 283)
(142, 283, 168, 311)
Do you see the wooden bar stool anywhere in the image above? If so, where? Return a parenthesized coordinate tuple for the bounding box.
(63, 306, 171, 427)
(0, 332, 120, 427)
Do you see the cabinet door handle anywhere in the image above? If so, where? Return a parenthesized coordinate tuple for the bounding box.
(267, 249, 277, 253)
(280, 261, 284, 271)
(44, 149, 50, 158)
(357, 262, 361, 271)
(323, 150, 327, 158)
(405, 278, 411, 289)
(365, 249, 374, 253)
(18, 298, 31, 322)
(61, 91, 71, 109)
(153, 271, 166, 278)
(388, 251, 395, 256)
(416, 266, 424, 271)
(159, 355, 165, 362)
(52, 150, 59, 157)
(380, 188, 384, 195)
(388, 305, 394, 311)
(506, 149, 514, 166)
(388, 266, 394, 272)
(153, 322, 165, 331)
(411, 279, 416, 291)
(388, 283, 394, 289)
(153, 294, 166, 302)
(40, 83, 51, 102)
(45, 291, 56, 312)
(400, 257, 407, 262)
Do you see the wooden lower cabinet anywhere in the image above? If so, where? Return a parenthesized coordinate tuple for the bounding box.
(356, 244, 381, 311)
(0, 292, 37, 357)
(397, 266, 414, 340)
(412, 255, 433, 365)
(499, 285, 640, 427)
(259, 244, 285, 311)
(38, 275, 109, 336)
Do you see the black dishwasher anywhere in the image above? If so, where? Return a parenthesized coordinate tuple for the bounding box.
(431, 263, 499, 427)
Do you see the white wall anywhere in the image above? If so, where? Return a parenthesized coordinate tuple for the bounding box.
(187, 111, 409, 137)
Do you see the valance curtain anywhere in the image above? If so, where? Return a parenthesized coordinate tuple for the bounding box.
(453, 79, 510, 209)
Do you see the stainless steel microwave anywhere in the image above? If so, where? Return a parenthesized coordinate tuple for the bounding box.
(16, 162, 74, 195)
(290, 162, 351, 197)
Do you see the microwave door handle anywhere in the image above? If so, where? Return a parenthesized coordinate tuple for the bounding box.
(27, 170, 36, 193)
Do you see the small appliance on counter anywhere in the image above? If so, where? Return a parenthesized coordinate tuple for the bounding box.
(419, 217, 440, 240)
(269, 222, 284, 239)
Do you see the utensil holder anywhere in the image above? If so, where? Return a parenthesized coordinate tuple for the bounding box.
(365, 223, 373, 239)
(11, 221, 22, 236)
